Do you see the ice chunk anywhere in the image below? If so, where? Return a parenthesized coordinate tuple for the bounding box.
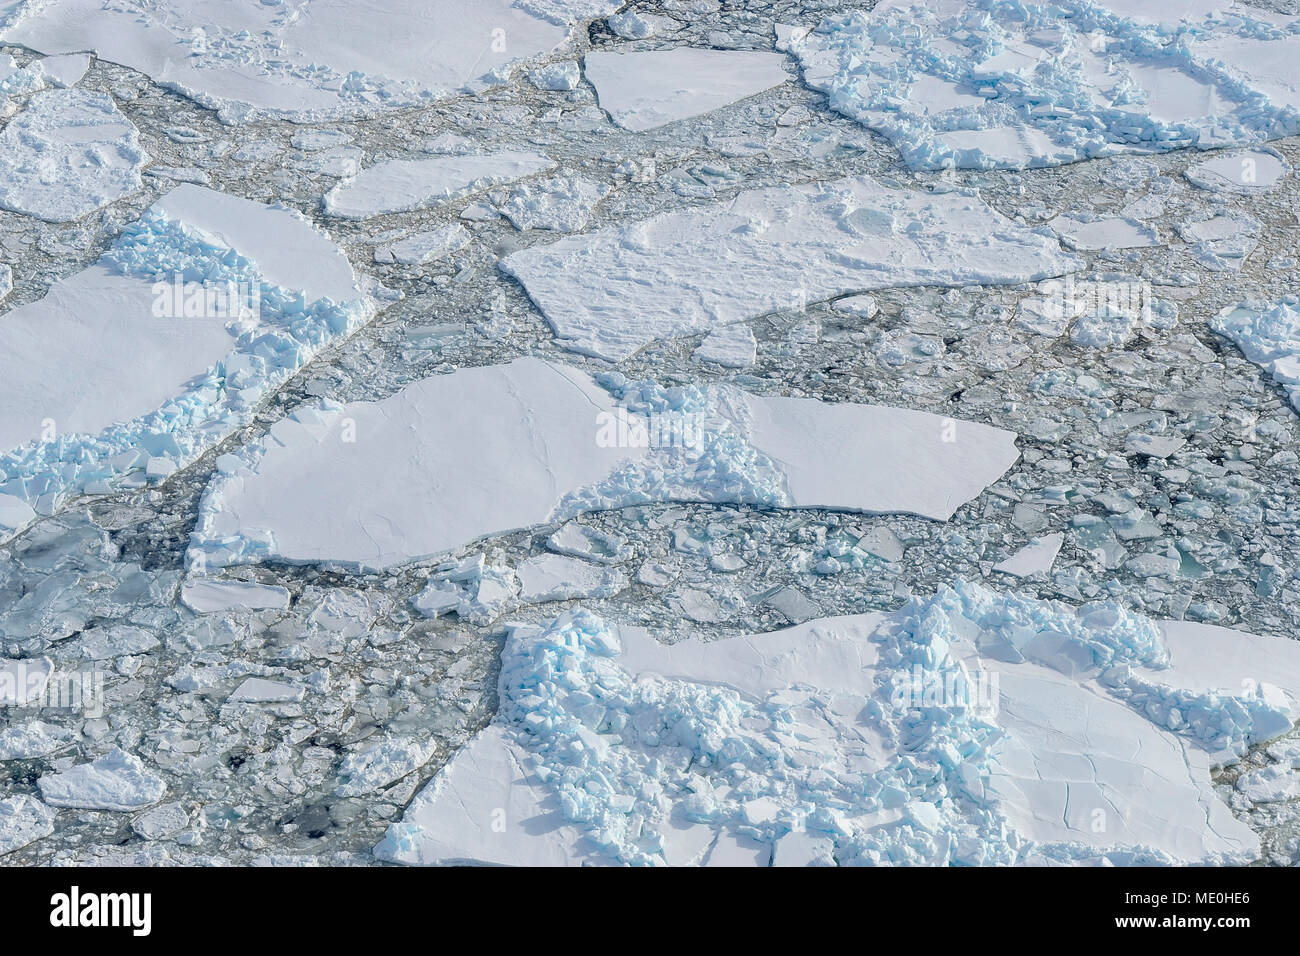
(1236, 764, 1300, 804)
(373, 224, 471, 265)
(517, 554, 627, 603)
(546, 522, 628, 564)
(790, 1, 1300, 171)
(181, 580, 291, 614)
(502, 174, 1081, 359)
(323, 151, 554, 219)
(833, 294, 879, 319)
(190, 359, 1019, 571)
(337, 737, 438, 796)
(0, 795, 55, 856)
(530, 61, 581, 91)
(0, 88, 146, 222)
(0, 656, 52, 706)
(228, 678, 305, 703)
(693, 324, 757, 368)
(38, 748, 166, 811)
(0, 184, 381, 544)
(380, 581, 1300, 865)
(584, 48, 788, 131)
(994, 533, 1064, 578)
(0, 720, 74, 759)
(1051, 216, 1159, 251)
(1, 0, 613, 122)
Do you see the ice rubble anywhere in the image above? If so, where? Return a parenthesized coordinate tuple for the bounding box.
(188, 358, 1019, 571)
(1212, 298, 1300, 411)
(501, 174, 1082, 360)
(0, 0, 619, 123)
(0, 88, 147, 222)
(38, 748, 166, 811)
(583, 48, 789, 132)
(786, 0, 1300, 171)
(0, 184, 381, 543)
(377, 581, 1300, 867)
(499, 176, 610, 232)
(0, 265, 10, 303)
(323, 151, 555, 220)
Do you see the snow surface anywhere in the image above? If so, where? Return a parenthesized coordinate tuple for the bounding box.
(378, 581, 1300, 866)
(501, 174, 1082, 360)
(787, 0, 1300, 171)
(189, 358, 1019, 571)
(0, 184, 380, 543)
(323, 151, 555, 220)
(1, 0, 618, 123)
(584, 48, 790, 132)
(0, 88, 147, 222)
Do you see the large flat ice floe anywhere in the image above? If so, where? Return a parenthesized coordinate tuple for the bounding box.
(0, 88, 147, 222)
(0, 184, 382, 543)
(502, 174, 1082, 360)
(786, 0, 1300, 170)
(0, 0, 619, 122)
(376, 581, 1300, 866)
(189, 358, 1019, 571)
(584, 48, 790, 131)
(323, 151, 555, 220)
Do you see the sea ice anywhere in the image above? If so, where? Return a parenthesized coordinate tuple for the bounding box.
(1186, 149, 1290, 193)
(584, 48, 789, 131)
(0, 88, 147, 222)
(1050, 216, 1160, 251)
(499, 176, 610, 232)
(0, 265, 10, 303)
(190, 358, 1019, 571)
(181, 580, 291, 614)
(378, 581, 1300, 866)
(501, 174, 1082, 360)
(994, 533, 1064, 578)
(323, 151, 554, 220)
(0, 184, 380, 543)
(337, 738, 439, 796)
(517, 554, 628, 603)
(693, 324, 757, 368)
(0, 720, 74, 759)
(1212, 298, 1300, 411)
(1, 0, 617, 122)
(787, 1, 1300, 171)
(38, 748, 166, 811)
(0, 795, 55, 856)
(373, 225, 471, 265)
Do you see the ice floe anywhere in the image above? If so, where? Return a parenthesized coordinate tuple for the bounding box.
(181, 580, 291, 614)
(517, 553, 628, 603)
(189, 358, 1019, 571)
(378, 581, 1300, 866)
(584, 48, 789, 131)
(0, 184, 381, 543)
(786, 0, 1300, 171)
(1212, 298, 1300, 410)
(1, 0, 618, 122)
(993, 533, 1064, 578)
(0, 88, 147, 222)
(373, 225, 471, 266)
(502, 174, 1082, 360)
(1050, 216, 1160, 251)
(693, 324, 757, 369)
(1186, 148, 1291, 193)
(499, 176, 609, 232)
(38, 748, 166, 811)
(323, 151, 554, 220)
(0, 795, 56, 856)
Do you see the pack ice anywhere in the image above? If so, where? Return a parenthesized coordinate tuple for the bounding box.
(0, 88, 147, 222)
(786, 0, 1300, 170)
(0, 0, 619, 122)
(1212, 298, 1300, 410)
(188, 358, 1018, 571)
(377, 581, 1300, 866)
(0, 184, 381, 543)
(501, 174, 1082, 360)
(584, 48, 790, 131)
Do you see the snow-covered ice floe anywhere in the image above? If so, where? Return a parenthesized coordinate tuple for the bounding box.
(189, 357, 1019, 571)
(1212, 298, 1300, 410)
(376, 581, 1300, 866)
(584, 48, 790, 131)
(501, 174, 1082, 360)
(0, 0, 619, 122)
(785, 0, 1300, 171)
(323, 151, 555, 220)
(0, 88, 147, 222)
(0, 184, 383, 543)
